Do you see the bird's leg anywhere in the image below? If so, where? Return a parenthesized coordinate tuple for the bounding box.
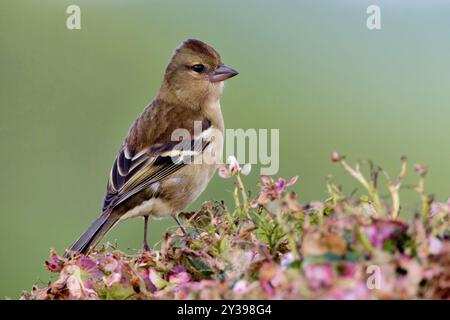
(174, 215, 188, 237)
(143, 216, 150, 252)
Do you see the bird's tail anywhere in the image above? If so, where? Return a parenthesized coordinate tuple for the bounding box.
(65, 210, 120, 257)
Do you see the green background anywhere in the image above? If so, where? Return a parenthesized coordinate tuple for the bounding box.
(1, 0, 450, 298)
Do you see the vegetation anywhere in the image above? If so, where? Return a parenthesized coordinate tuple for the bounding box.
(22, 153, 450, 300)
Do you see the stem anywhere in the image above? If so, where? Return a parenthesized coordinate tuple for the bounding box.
(236, 174, 249, 217)
(369, 186, 383, 215)
(288, 235, 299, 260)
(414, 175, 430, 220)
(356, 225, 377, 255)
(340, 159, 383, 214)
(326, 175, 342, 204)
(383, 157, 407, 219)
(232, 184, 241, 216)
(391, 188, 400, 219)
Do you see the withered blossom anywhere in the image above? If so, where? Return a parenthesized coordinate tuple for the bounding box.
(255, 175, 298, 206)
(23, 155, 450, 300)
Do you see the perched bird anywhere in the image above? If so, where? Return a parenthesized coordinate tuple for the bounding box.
(66, 39, 238, 256)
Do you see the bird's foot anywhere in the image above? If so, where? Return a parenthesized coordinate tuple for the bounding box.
(142, 242, 151, 252)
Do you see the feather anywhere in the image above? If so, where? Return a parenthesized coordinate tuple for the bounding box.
(102, 129, 211, 212)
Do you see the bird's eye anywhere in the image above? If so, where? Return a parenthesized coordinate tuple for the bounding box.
(191, 64, 205, 73)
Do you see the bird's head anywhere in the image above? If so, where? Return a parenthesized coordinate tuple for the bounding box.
(160, 39, 238, 108)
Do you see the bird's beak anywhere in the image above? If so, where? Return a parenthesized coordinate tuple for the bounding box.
(209, 64, 239, 83)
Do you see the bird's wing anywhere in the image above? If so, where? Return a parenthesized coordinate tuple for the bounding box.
(102, 137, 209, 212)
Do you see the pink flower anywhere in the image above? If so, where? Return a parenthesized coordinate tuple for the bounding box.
(45, 250, 65, 273)
(414, 164, 428, 176)
(232, 280, 248, 295)
(430, 200, 450, 217)
(168, 265, 191, 284)
(137, 268, 157, 293)
(341, 262, 358, 278)
(280, 252, 295, 269)
(331, 151, 343, 162)
(76, 255, 102, 277)
(429, 236, 443, 255)
(304, 264, 335, 288)
(217, 156, 251, 178)
(103, 272, 122, 287)
(275, 176, 298, 195)
(258, 263, 280, 297)
(364, 219, 407, 249)
(99, 254, 119, 273)
(63, 265, 98, 300)
(325, 282, 370, 300)
(228, 156, 240, 174)
(260, 281, 274, 297)
(255, 176, 298, 206)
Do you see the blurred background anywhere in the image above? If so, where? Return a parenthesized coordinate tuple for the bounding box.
(1, 0, 450, 298)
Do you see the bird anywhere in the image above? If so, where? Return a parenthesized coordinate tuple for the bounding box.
(65, 39, 238, 256)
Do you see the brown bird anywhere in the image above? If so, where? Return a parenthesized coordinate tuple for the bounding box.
(66, 39, 238, 256)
